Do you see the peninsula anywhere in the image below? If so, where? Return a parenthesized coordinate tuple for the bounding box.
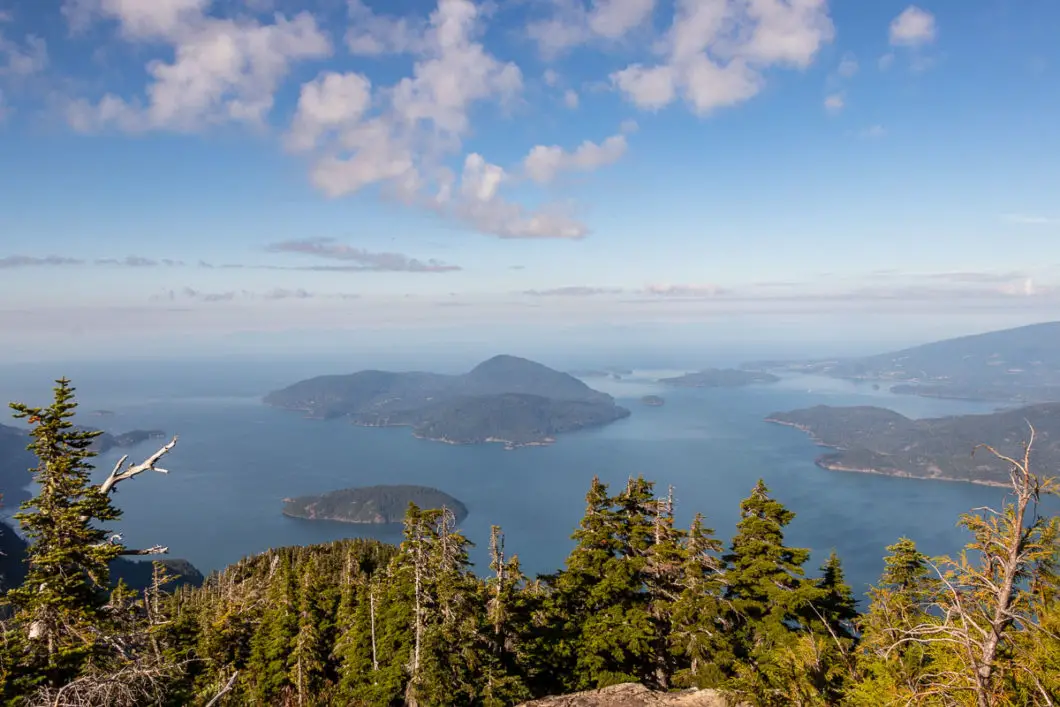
(748, 321, 1060, 403)
(265, 355, 631, 448)
(658, 368, 780, 388)
(766, 403, 1060, 486)
(282, 485, 467, 524)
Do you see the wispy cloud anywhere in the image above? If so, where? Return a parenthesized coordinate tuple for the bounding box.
(0, 255, 84, 268)
(889, 6, 937, 47)
(265, 238, 461, 272)
(643, 284, 728, 298)
(523, 286, 624, 297)
(154, 287, 361, 303)
(1003, 213, 1060, 226)
(1, 254, 188, 269)
(857, 124, 887, 139)
(94, 256, 185, 267)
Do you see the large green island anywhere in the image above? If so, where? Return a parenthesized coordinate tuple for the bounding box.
(766, 403, 1060, 486)
(282, 485, 468, 524)
(658, 368, 780, 388)
(264, 355, 631, 449)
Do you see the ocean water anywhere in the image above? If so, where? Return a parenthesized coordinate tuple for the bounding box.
(1, 362, 1051, 600)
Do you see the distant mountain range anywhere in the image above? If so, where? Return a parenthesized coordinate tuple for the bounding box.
(747, 321, 1060, 403)
(264, 355, 631, 448)
(767, 403, 1060, 486)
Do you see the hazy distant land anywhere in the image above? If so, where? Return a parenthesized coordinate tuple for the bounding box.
(283, 485, 467, 524)
(766, 403, 1060, 486)
(658, 368, 780, 388)
(748, 321, 1060, 403)
(265, 355, 631, 449)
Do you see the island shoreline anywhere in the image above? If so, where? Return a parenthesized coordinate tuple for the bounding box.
(766, 417, 1008, 488)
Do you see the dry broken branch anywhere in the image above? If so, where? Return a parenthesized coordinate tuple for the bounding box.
(203, 671, 239, 707)
(99, 436, 178, 496)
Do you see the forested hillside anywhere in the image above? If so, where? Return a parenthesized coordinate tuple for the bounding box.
(1, 380, 1057, 706)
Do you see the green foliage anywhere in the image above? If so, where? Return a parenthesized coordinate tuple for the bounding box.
(2, 379, 128, 692)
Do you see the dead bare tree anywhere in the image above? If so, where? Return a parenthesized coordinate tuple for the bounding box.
(883, 424, 1060, 707)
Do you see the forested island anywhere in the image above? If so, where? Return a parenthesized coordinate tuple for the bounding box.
(767, 402, 1060, 486)
(658, 368, 780, 388)
(282, 485, 467, 524)
(641, 395, 665, 406)
(749, 321, 1060, 403)
(265, 355, 631, 448)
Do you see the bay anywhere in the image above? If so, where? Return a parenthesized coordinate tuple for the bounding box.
(2, 362, 1051, 600)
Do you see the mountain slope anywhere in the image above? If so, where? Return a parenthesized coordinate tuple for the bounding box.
(751, 321, 1060, 402)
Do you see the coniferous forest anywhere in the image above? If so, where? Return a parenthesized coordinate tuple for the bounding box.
(1, 380, 1058, 706)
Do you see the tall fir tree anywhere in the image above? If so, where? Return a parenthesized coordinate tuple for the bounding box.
(669, 513, 728, 688)
(848, 537, 939, 705)
(722, 480, 825, 705)
(3, 379, 128, 692)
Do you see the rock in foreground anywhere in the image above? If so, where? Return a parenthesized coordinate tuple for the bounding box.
(517, 683, 732, 707)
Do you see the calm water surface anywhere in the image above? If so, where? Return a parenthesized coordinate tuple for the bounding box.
(2, 363, 1053, 599)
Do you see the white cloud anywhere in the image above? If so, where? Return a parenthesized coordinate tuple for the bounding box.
(286, 71, 373, 152)
(563, 88, 579, 108)
(824, 92, 843, 113)
(288, 0, 586, 239)
(858, 124, 886, 139)
(878, 52, 895, 71)
(523, 132, 628, 183)
(0, 32, 47, 77)
(543, 68, 559, 86)
(837, 52, 858, 78)
(346, 0, 425, 56)
(528, 0, 656, 58)
(889, 6, 936, 47)
(64, 2, 331, 132)
(611, 0, 834, 116)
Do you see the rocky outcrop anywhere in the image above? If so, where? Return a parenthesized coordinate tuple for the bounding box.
(517, 683, 732, 707)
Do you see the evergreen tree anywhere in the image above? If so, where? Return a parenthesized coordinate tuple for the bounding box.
(288, 559, 329, 706)
(3, 380, 129, 691)
(812, 550, 858, 642)
(669, 513, 727, 688)
(849, 538, 943, 705)
(723, 480, 825, 705)
(248, 556, 298, 703)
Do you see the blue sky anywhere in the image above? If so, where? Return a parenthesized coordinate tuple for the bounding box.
(0, 0, 1058, 361)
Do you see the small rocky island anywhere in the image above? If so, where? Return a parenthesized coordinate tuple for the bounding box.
(641, 395, 665, 407)
(265, 355, 631, 448)
(283, 485, 468, 524)
(658, 368, 780, 388)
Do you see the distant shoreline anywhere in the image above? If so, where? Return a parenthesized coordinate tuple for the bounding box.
(765, 417, 1008, 488)
(813, 459, 1008, 488)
